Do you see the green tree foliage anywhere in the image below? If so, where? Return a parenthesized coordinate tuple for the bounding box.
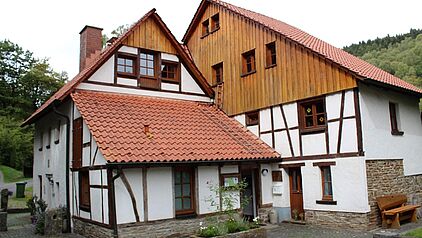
(102, 24, 130, 47)
(344, 29, 422, 110)
(0, 39, 66, 169)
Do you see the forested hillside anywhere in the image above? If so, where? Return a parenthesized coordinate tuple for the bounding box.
(343, 29, 422, 109)
(0, 40, 66, 170)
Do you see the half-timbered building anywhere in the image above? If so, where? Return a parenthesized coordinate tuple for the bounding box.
(23, 9, 281, 237)
(183, 0, 422, 230)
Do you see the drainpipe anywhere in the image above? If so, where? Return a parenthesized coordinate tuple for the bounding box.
(52, 104, 71, 233)
(111, 168, 121, 238)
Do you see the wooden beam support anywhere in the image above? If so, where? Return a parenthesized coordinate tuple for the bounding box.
(119, 169, 140, 222)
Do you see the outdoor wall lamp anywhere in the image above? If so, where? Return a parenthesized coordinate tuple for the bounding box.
(261, 168, 269, 176)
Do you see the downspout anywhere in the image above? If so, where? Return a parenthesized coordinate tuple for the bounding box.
(52, 103, 71, 233)
(111, 168, 121, 238)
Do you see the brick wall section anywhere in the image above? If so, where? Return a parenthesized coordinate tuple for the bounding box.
(305, 210, 369, 230)
(366, 159, 422, 229)
(79, 26, 102, 72)
(73, 218, 114, 238)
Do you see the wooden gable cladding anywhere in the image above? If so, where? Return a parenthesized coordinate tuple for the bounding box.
(122, 16, 177, 55)
(185, 3, 357, 116)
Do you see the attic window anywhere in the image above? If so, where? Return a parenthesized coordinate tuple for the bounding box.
(241, 49, 256, 76)
(140, 52, 155, 77)
(202, 19, 210, 37)
(246, 111, 259, 126)
(117, 53, 137, 78)
(265, 42, 276, 67)
(211, 13, 220, 32)
(161, 61, 180, 83)
(212, 62, 223, 85)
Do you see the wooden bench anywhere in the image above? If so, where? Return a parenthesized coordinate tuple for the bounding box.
(376, 194, 421, 229)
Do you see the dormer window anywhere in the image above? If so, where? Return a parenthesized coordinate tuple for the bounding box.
(161, 61, 180, 82)
(211, 13, 220, 31)
(140, 52, 156, 77)
(202, 19, 210, 37)
(117, 53, 137, 78)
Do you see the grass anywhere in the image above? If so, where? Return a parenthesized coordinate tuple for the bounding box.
(9, 186, 33, 208)
(406, 227, 422, 238)
(0, 165, 28, 183)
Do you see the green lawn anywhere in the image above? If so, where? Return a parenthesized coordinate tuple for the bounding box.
(9, 186, 33, 208)
(406, 227, 422, 238)
(0, 165, 27, 183)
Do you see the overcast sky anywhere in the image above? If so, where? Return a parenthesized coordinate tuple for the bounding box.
(1, 0, 421, 78)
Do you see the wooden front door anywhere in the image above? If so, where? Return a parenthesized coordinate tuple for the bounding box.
(289, 167, 304, 219)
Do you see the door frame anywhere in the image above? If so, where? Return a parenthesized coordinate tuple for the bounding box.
(240, 164, 260, 218)
(288, 166, 304, 219)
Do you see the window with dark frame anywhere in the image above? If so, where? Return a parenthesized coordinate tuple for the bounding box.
(202, 19, 210, 36)
(38, 131, 43, 151)
(54, 121, 60, 144)
(140, 52, 156, 77)
(242, 50, 256, 75)
(79, 170, 91, 211)
(46, 127, 51, 149)
(117, 54, 137, 77)
(161, 61, 179, 82)
(212, 62, 223, 85)
(266, 42, 276, 67)
(389, 102, 403, 136)
(299, 99, 326, 132)
(174, 167, 195, 216)
(72, 118, 83, 169)
(211, 13, 220, 31)
(245, 111, 259, 126)
(320, 166, 333, 201)
(272, 171, 282, 182)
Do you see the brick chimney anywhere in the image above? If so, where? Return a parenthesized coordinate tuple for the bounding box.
(79, 25, 103, 72)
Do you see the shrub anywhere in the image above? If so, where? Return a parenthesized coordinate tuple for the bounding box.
(199, 225, 221, 237)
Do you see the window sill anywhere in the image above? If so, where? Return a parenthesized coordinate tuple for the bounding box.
(175, 213, 197, 219)
(316, 200, 337, 205)
(200, 33, 209, 39)
(265, 64, 277, 69)
(161, 78, 180, 84)
(391, 130, 404, 136)
(241, 70, 256, 78)
(200, 27, 220, 39)
(300, 127, 326, 135)
(117, 73, 137, 79)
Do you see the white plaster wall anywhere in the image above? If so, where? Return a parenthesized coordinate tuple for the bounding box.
(181, 64, 205, 95)
(90, 188, 103, 222)
(271, 167, 290, 208)
(275, 131, 290, 157)
(77, 82, 212, 103)
(118, 46, 138, 54)
(340, 119, 358, 153)
(220, 165, 239, 174)
(259, 108, 272, 132)
(301, 157, 369, 213)
(282, 103, 298, 128)
(161, 53, 179, 62)
(302, 133, 326, 156)
(115, 168, 144, 224)
(147, 167, 173, 220)
(234, 114, 246, 126)
(91, 137, 107, 166)
(247, 125, 259, 137)
(87, 56, 114, 84)
(326, 92, 341, 120)
(359, 84, 422, 175)
(272, 106, 283, 130)
(197, 166, 220, 214)
(117, 77, 137, 87)
(260, 133, 272, 148)
(343, 90, 355, 117)
(260, 164, 273, 205)
(162, 82, 179, 91)
(327, 121, 339, 154)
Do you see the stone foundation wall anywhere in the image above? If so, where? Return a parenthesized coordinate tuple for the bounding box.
(305, 210, 370, 230)
(73, 218, 114, 238)
(366, 159, 422, 229)
(257, 206, 273, 223)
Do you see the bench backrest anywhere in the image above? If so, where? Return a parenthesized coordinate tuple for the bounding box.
(376, 194, 407, 211)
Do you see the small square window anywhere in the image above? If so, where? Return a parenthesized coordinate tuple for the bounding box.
(161, 61, 179, 82)
(140, 51, 156, 77)
(299, 98, 326, 132)
(116, 53, 137, 77)
(202, 19, 210, 36)
(246, 111, 259, 126)
(212, 62, 223, 85)
(265, 42, 276, 67)
(242, 50, 256, 76)
(211, 13, 220, 31)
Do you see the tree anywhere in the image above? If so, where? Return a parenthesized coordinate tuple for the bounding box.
(102, 24, 130, 47)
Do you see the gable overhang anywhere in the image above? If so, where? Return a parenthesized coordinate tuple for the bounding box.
(359, 78, 422, 98)
(22, 8, 214, 127)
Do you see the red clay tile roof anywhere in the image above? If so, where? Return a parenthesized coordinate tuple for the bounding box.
(71, 90, 280, 163)
(183, 0, 422, 95)
(22, 9, 213, 126)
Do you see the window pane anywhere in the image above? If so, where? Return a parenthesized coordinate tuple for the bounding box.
(147, 69, 154, 76)
(183, 184, 190, 196)
(168, 73, 175, 79)
(183, 198, 191, 209)
(305, 116, 314, 127)
(117, 65, 125, 72)
(126, 59, 133, 66)
(117, 58, 125, 65)
(182, 172, 190, 183)
(175, 172, 181, 184)
(140, 60, 146, 67)
(317, 115, 325, 125)
(316, 102, 324, 113)
(140, 68, 147, 75)
(175, 184, 181, 197)
(147, 60, 154, 68)
(162, 71, 168, 78)
(140, 53, 146, 59)
(147, 54, 154, 60)
(305, 106, 312, 116)
(175, 198, 182, 210)
(126, 67, 133, 74)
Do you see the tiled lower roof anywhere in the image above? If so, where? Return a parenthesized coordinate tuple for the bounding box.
(71, 90, 280, 163)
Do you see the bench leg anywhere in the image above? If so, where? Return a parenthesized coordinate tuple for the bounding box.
(411, 210, 418, 223)
(381, 214, 388, 228)
(391, 214, 400, 229)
